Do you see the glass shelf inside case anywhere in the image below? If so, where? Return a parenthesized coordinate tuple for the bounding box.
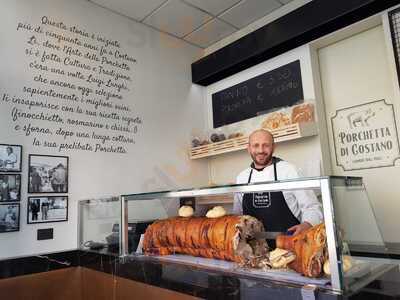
(119, 176, 397, 295)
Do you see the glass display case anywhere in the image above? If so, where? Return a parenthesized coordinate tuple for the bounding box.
(78, 197, 121, 253)
(78, 176, 397, 296)
(118, 176, 397, 294)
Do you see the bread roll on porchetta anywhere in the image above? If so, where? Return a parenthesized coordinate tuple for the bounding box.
(143, 215, 270, 267)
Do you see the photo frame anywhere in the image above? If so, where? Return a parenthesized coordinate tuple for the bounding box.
(27, 196, 68, 224)
(0, 174, 21, 202)
(28, 155, 68, 194)
(0, 144, 22, 172)
(0, 203, 20, 232)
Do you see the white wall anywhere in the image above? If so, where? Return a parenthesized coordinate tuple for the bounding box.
(0, 0, 208, 259)
(205, 45, 323, 185)
(317, 24, 400, 243)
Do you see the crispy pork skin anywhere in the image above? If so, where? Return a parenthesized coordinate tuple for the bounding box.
(143, 215, 269, 265)
(276, 223, 327, 278)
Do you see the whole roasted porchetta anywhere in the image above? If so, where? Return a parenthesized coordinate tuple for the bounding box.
(143, 215, 269, 266)
(276, 223, 327, 278)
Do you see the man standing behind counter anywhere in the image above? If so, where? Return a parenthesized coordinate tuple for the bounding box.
(233, 129, 323, 240)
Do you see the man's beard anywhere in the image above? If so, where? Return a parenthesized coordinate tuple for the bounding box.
(251, 152, 273, 167)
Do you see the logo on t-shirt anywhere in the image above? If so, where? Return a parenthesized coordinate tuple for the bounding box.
(252, 192, 271, 208)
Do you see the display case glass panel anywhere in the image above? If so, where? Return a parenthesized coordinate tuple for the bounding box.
(78, 197, 121, 254)
(329, 177, 392, 293)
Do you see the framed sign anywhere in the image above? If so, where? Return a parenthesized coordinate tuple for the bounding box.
(0, 144, 22, 172)
(212, 60, 303, 128)
(0, 174, 21, 202)
(331, 99, 400, 171)
(28, 155, 68, 194)
(28, 196, 68, 224)
(0, 203, 20, 233)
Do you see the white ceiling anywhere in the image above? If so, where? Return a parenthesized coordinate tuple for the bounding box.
(89, 0, 295, 48)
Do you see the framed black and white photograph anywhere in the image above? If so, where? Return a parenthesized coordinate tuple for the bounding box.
(0, 203, 20, 233)
(0, 174, 21, 202)
(28, 155, 68, 194)
(28, 196, 68, 224)
(0, 144, 22, 172)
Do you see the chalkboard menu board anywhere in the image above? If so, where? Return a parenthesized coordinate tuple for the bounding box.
(212, 60, 303, 128)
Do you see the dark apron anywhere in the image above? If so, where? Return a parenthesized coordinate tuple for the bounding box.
(242, 157, 300, 247)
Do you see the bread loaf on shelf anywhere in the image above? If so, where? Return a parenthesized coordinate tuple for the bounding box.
(143, 215, 269, 265)
(291, 103, 314, 124)
(261, 112, 291, 130)
(276, 223, 327, 278)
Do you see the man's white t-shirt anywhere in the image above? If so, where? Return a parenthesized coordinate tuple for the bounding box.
(233, 160, 323, 226)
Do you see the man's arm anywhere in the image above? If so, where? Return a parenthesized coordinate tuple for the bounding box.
(232, 169, 249, 215)
(287, 189, 323, 235)
(232, 193, 243, 215)
(293, 189, 323, 226)
(282, 163, 323, 234)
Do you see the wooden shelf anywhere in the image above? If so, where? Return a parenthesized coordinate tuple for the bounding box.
(189, 122, 318, 160)
(196, 195, 234, 205)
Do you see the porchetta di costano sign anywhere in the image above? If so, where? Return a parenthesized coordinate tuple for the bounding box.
(331, 99, 400, 171)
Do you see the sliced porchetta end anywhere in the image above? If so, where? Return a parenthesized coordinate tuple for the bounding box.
(232, 215, 271, 268)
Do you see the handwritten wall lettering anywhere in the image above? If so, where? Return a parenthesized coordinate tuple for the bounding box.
(3, 16, 144, 154)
